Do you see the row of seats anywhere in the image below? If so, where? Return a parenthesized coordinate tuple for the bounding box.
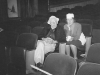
(13, 20, 93, 55)
(40, 43, 100, 75)
(0, 14, 98, 75)
(1, 33, 100, 75)
(6, 22, 92, 75)
(6, 33, 38, 75)
(49, 4, 100, 20)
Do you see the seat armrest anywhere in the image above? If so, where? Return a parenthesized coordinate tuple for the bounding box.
(79, 62, 86, 67)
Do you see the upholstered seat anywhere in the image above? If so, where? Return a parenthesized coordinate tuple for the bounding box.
(78, 23, 92, 56)
(16, 33, 38, 50)
(41, 53, 77, 75)
(31, 26, 46, 40)
(16, 33, 38, 74)
(86, 43, 100, 64)
(28, 21, 41, 28)
(16, 25, 31, 35)
(9, 47, 26, 75)
(77, 62, 100, 75)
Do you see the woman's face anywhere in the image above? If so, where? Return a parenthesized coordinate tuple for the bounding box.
(67, 18, 74, 25)
(50, 19, 57, 29)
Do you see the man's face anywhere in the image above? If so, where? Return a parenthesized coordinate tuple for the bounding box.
(50, 19, 57, 29)
(67, 18, 74, 25)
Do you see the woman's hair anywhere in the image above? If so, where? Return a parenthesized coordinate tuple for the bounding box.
(47, 16, 59, 25)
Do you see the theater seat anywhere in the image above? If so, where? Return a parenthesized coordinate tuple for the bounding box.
(9, 47, 26, 75)
(86, 43, 100, 64)
(31, 26, 46, 40)
(15, 25, 31, 35)
(77, 19, 93, 25)
(76, 19, 93, 52)
(79, 43, 100, 67)
(28, 21, 41, 28)
(0, 45, 6, 75)
(41, 53, 77, 75)
(5, 31, 19, 47)
(16, 33, 38, 50)
(92, 29, 100, 43)
(16, 33, 38, 74)
(78, 23, 92, 57)
(77, 62, 100, 75)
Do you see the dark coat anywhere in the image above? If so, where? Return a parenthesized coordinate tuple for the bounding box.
(43, 24, 66, 43)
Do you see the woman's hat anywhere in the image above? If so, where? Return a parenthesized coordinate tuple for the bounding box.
(66, 13, 74, 19)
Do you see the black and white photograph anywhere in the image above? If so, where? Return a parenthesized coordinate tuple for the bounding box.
(0, 0, 100, 75)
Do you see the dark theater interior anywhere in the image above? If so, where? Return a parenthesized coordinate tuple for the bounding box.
(0, 0, 100, 75)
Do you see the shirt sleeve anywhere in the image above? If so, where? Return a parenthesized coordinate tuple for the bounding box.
(64, 24, 70, 37)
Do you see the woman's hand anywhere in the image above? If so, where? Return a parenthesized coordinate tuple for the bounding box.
(66, 36, 73, 41)
(66, 36, 71, 41)
(69, 37, 74, 41)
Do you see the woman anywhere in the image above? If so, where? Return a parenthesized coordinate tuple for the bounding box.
(34, 16, 60, 65)
(26, 16, 60, 74)
(63, 13, 86, 59)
